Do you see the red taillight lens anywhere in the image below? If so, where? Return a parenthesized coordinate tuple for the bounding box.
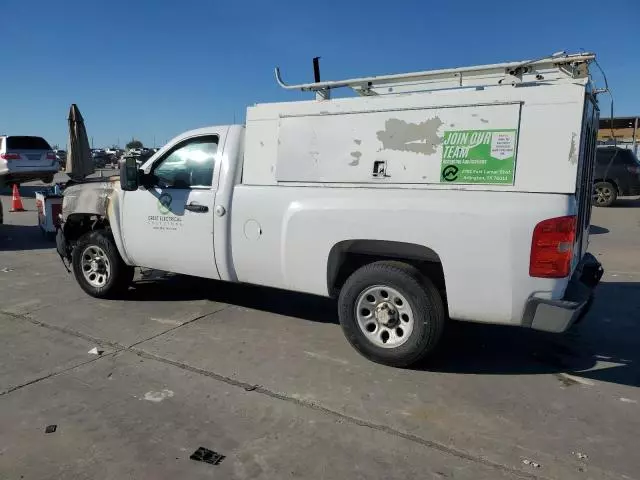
(0, 153, 20, 160)
(530, 216, 577, 278)
(626, 164, 640, 174)
(46, 152, 56, 160)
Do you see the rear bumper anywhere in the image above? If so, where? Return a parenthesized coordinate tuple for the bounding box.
(522, 253, 603, 333)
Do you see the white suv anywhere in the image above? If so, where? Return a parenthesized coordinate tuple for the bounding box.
(0, 136, 59, 186)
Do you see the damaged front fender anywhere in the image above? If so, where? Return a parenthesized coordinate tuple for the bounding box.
(57, 177, 119, 261)
(61, 178, 119, 220)
(57, 176, 133, 268)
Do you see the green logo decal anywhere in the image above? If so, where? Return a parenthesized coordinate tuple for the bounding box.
(442, 165, 459, 182)
(440, 129, 518, 185)
(158, 193, 172, 215)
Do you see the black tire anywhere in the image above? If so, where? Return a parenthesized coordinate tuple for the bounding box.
(42, 175, 54, 184)
(338, 261, 445, 367)
(72, 230, 134, 298)
(592, 181, 617, 207)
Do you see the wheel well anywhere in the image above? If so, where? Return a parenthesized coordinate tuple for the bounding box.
(593, 178, 620, 195)
(63, 214, 109, 245)
(327, 240, 446, 298)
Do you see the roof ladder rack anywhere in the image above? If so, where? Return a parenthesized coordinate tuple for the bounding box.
(275, 52, 595, 99)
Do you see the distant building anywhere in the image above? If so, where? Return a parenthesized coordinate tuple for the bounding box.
(598, 116, 639, 154)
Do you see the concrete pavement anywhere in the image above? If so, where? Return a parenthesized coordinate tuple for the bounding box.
(1, 179, 639, 479)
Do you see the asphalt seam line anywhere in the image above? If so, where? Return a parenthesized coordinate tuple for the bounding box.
(126, 305, 232, 349)
(0, 353, 118, 397)
(1, 309, 543, 480)
(0, 307, 229, 396)
(130, 348, 543, 480)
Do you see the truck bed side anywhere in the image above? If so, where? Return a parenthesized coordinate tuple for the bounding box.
(230, 186, 573, 326)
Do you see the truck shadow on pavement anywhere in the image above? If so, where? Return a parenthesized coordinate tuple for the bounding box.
(128, 271, 338, 324)
(127, 273, 640, 387)
(429, 281, 640, 388)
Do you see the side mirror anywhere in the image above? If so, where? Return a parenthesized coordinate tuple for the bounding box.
(120, 157, 139, 191)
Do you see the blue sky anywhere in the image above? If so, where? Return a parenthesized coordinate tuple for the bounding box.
(2, 0, 638, 148)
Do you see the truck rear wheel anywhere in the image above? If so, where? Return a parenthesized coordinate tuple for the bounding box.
(338, 261, 445, 367)
(72, 230, 134, 299)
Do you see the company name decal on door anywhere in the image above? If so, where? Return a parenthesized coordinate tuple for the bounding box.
(147, 192, 183, 231)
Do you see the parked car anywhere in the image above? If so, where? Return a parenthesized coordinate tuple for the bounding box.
(103, 149, 123, 167)
(0, 135, 58, 186)
(123, 147, 154, 164)
(120, 152, 150, 169)
(105, 148, 122, 159)
(593, 147, 640, 207)
(0, 197, 3, 224)
(54, 149, 67, 170)
(91, 149, 109, 168)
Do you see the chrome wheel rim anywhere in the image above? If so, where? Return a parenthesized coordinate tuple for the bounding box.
(355, 285, 414, 348)
(593, 186, 613, 205)
(81, 245, 111, 288)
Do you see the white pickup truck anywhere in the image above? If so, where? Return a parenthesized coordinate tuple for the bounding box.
(57, 53, 603, 367)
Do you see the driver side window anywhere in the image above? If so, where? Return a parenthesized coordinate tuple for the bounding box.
(152, 135, 218, 188)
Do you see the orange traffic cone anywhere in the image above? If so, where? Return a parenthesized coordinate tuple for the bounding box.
(10, 184, 25, 212)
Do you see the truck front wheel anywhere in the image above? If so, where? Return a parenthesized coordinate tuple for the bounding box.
(72, 230, 134, 299)
(338, 261, 445, 367)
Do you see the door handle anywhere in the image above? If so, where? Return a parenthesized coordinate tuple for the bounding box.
(184, 202, 209, 213)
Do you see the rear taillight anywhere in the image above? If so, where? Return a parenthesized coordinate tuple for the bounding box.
(626, 164, 640, 174)
(46, 152, 56, 160)
(530, 216, 577, 278)
(0, 153, 20, 160)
